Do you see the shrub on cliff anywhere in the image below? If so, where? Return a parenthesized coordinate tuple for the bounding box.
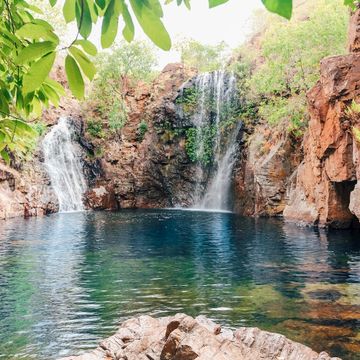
(85, 41, 157, 137)
(232, 0, 349, 135)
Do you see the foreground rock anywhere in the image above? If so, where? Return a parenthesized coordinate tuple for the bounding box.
(59, 314, 340, 360)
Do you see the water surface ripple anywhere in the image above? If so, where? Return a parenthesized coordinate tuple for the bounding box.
(0, 210, 359, 359)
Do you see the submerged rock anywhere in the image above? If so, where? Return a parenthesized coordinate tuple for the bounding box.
(59, 314, 340, 360)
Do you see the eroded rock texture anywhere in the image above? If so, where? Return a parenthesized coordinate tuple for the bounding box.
(59, 314, 340, 360)
(84, 64, 199, 210)
(284, 10, 360, 228)
(233, 128, 301, 217)
(0, 160, 58, 219)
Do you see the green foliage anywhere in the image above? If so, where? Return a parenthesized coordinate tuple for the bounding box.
(96, 41, 158, 85)
(108, 99, 128, 133)
(258, 96, 307, 135)
(176, 39, 228, 72)
(345, 100, 360, 117)
(88, 41, 157, 134)
(235, 0, 349, 134)
(250, 0, 348, 97)
(137, 120, 148, 142)
(0, 119, 37, 163)
(175, 87, 200, 113)
(87, 118, 105, 138)
(31, 121, 47, 136)
(352, 126, 360, 144)
(185, 126, 217, 165)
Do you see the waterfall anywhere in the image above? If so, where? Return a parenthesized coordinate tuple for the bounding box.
(42, 117, 87, 212)
(198, 120, 241, 210)
(178, 71, 241, 211)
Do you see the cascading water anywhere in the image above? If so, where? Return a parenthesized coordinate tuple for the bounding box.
(177, 71, 241, 211)
(42, 117, 87, 212)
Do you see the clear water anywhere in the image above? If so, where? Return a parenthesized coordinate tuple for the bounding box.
(0, 210, 359, 360)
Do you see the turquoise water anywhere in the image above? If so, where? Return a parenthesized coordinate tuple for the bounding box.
(0, 210, 359, 359)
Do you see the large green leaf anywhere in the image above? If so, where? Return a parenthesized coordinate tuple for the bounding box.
(121, 1, 135, 42)
(95, 0, 106, 10)
(76, 0, 92, 39)
(87, 0, 99, 23)
(42, 84, 60, 107)
(208, 0, 229, 8)
(130, 0, 171, 51)
(69, 46, 96, 80)
(49, 0, 57, 6)
(262, 0, 292, 19)
(0, 91, 9, 115)
(1, 149, 10, 165)
(15, 41, 56, 65)
(63, 0, 76, 23)
(16, 23, 59, 43)
(22, 52, 56, 94)
(18, 1, 43, 14)
(74, 39, 97, 56)
(65, 55, 85, 99)
(101, 0, 121, 48)
(44, 78, 66, 96)
(0, 119, 37, 137)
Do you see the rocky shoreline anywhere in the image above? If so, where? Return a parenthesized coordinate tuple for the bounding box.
(60, 314, 340, 360)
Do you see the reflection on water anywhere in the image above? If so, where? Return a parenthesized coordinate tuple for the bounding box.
(0, 210, 359, 359)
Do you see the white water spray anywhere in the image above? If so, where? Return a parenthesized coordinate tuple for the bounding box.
(42, 117, 87, 212)
(180, 71, 240, 211)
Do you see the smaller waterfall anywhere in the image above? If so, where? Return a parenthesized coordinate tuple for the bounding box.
(42, 117, 87, 212)
(179, 71, 240, 211)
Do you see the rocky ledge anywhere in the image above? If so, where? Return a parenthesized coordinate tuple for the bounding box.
(60, 314, 340, 360)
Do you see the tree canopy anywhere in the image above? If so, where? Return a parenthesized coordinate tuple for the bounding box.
(175, 39, 228, 72)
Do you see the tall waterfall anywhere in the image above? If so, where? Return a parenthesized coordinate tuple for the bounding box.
(178, 71, 241, 211)
(42, 117, 87, 212)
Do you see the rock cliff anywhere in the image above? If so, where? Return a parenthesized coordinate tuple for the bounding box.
(283, 9, 360, 228)
(59, 314, 340, 360)
(84, 63, 199, 210)
(233, 126, 301, 217)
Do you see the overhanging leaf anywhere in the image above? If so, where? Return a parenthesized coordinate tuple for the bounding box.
(69, 46, 96, 80)
(44, 78, 66, 96)
(120, 1, 135, 42)
(16, 23, 59, 43)
(74, 39, 97, 56)
(209, 0, 229, 8)
(23, 52, 56, 94)
(101, 0, 121, 48)
(76, 0, 92, 39)
(65, 55, 84, 99)
(15, 41, 56, 65)
(1, 149, 10, 165)
(63, 0, 76, 23)
(261, 0, 292, 20)
(130, 0, 171, 51)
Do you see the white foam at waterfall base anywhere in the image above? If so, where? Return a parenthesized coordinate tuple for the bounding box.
(42, 117, 87, 212)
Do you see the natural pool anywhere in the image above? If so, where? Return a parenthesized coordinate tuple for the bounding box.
(0, 210, 359, 360)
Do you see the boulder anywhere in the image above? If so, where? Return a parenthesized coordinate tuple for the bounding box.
(59, 314, 340, 360)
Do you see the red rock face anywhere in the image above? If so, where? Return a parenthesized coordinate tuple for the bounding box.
(84, 64, 198, 210)
(284, 10, 360, 228)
